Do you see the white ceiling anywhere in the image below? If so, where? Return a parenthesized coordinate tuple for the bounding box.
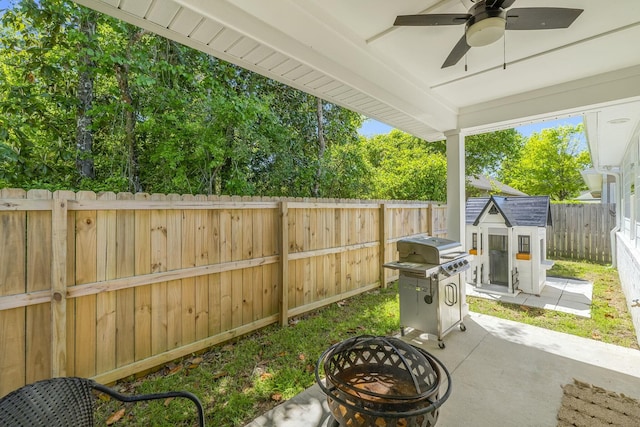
(73, 0, 640, 168)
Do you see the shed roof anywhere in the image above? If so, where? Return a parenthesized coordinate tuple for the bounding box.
(465, 196, 552, 228)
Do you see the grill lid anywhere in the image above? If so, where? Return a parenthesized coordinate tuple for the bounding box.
(397, 235, 464, 265)
(398, 236, 461, 252)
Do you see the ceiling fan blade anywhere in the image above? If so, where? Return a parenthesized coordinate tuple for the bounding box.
(506, 8, 583, 30)
(490, 0, 517, 9)
(394, 14, 470, 26)
(442, 35, 471, 68)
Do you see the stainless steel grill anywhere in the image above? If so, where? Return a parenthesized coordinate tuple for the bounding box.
(384, 236, 471, 348)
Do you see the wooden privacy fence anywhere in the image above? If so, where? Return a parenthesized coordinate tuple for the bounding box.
(546, 203, 617, 263)
(0, 188, 446, 397)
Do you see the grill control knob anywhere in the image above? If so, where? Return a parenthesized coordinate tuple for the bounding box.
(447, 264, 454, 271)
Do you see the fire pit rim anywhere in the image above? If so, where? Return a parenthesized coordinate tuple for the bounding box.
(321, 335, 439, 401)
(315, 335, 452, 419)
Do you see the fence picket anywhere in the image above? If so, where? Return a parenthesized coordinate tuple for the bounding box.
(25, 189, 52, 383)
(74, 191, 97, 377)
(0, 189, 27, 396)
(195, 194, 210, 339)
(95, 191, 117, 374)
(207, 204, 221, 335)
(134, 193, 152, 362)
(150, 193, 168, 355)
(115, 192, 135, 367)
(166, 194, 183, 349)
(218, 204, 232, 331)
(181, 194, 197, 344)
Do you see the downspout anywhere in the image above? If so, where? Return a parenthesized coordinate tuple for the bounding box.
(601, 168, 621, 267)
(585, 112, 621, 267)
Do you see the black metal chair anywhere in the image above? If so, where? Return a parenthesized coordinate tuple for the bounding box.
(0, 377, 205, 426)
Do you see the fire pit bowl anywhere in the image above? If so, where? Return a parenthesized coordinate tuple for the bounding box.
(315, 335, 451, 427)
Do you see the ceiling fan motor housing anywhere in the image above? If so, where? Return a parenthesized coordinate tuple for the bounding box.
(465, 3, 506, 47)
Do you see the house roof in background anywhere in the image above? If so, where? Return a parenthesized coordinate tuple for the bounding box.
(466, 196, 552, 227)
(467, 175, 527, 196)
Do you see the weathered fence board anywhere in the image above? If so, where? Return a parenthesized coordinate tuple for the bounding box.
(546, 204, 616, 263)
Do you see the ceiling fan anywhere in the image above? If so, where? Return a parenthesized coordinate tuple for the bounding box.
(393, 0, 583, 68)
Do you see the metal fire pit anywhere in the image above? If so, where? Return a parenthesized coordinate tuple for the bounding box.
(315, 336, 451, 427)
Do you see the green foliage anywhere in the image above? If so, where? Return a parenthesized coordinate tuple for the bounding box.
(429, 128, 525, 180)
(320, 137, 374, 198)
(364, 130, 447, 201)
(0, 0, 364, 197)
(499, 124, 590, 200)
(0, 0, 101, 187)
(465, 129, 525, 178)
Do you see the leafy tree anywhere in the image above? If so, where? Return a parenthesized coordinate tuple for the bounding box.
(465, 129, 524, 178)
(320, 136, 373, 199)
(364, 130, 447, 201)
(499, 124, 590, 200)
(429, 128, 524, 178)
(0, 0, 82, 188)
(0, 0, 364, 197)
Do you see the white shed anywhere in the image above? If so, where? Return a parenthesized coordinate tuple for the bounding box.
(465, 196, 554, 295)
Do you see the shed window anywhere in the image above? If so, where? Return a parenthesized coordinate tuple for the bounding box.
(472, 233, 478, 250)
(518, 235, 530, 254)
(489, 205, 498, 215)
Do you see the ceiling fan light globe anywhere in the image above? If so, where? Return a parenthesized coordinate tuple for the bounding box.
(466, 16, 506, 47)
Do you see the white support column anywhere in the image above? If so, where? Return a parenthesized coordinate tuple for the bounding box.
(446, 130, 469, 319)
(445, 130, 466, 246)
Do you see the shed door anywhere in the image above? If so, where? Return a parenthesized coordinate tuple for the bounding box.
(489, 234, 508, 285)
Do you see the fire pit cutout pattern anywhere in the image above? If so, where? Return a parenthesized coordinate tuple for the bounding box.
(316, 336, 451, 427)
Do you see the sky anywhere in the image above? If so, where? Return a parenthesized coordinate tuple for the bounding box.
(358, 115, 584, 138)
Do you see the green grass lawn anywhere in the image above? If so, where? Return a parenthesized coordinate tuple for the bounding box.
(94, 287, 401, 426)
(468, 259, 638, 349)
(95, 258, 637, 426)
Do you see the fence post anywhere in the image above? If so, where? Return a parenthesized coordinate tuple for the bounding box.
(279, 201, 289, 326)
(50, 193, 68, 377)
(379, 203, 387, 288)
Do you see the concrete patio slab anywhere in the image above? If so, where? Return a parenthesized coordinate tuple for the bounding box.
(245, 313, 640, 427)
(521, 294, 561, 310)
(467, 276, 593, 318)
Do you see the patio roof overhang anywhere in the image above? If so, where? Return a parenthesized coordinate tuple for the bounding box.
(72, 0, 640, 238)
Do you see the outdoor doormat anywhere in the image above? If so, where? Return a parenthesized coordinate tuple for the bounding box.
(557, 379, 640, 426)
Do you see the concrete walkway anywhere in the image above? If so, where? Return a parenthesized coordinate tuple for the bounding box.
(245, 313, 640, 427)
(467, 276, 593, 317)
